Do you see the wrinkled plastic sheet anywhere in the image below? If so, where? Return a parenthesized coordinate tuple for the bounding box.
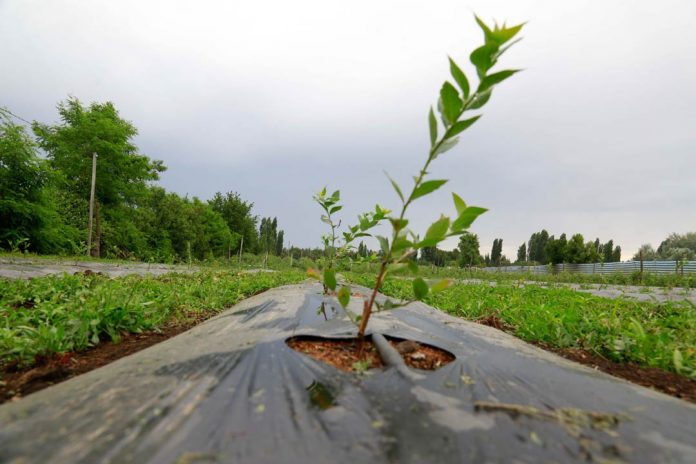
(1, 282, 695, 463)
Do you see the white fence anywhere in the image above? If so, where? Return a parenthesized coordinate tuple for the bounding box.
(482, 260, 696, 275)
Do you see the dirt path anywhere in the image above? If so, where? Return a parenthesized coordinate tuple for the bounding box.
(0, 256, 196, 279)
(452, 278, 696, 305)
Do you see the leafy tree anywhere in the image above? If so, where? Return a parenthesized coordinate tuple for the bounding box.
(0, 111, 78, 252)
(527, 229, 549, 264)
(564, 233, 586, 264)
(584, 240, 601, 263)
(602, 239, 614, 263)
(657, 232, 696, 260)
(545, 233, 567, 264)
(458, 231, 481, 267)
(612, 246, 622, 263)
(490, 238, 503, 266)
(420, 246, 437, 264)
(209, 191, 259, 253)
(632, 244, 657, 261)
(33, 97, 165, 256)
(275, 230, 284, 256)
(516, 242, 527, 263)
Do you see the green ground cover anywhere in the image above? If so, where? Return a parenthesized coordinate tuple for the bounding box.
(0, 269, 304, 367)
(347, 272, 696, 378)
(414, 266, 696, 289)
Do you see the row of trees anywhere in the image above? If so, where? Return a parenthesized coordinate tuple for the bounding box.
(520, 230, 621, 265)
(0, 100, 283, 261)
(633, 233, 696, 261)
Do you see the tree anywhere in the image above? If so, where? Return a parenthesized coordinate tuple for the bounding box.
(1, 112, 66, 252)
(564, 233, 586, 264)
(527, 229, 549, 264)
(546, 233, 567, 264)
(632, 244, 657, 261)
(612, 246, 622, 263)
(33, 97, 165, 256)
(602, 239, 614, 263)
(275, 230, 284, 256)
(458, 232, 481, 267)
(209, 191, 259, 253)
(490, 238, 503, 266)
(657, 232, 696, 260)
(516, 242, 527, 263)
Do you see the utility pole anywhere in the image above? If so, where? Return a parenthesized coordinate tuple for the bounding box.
(86, 152, 97, 257)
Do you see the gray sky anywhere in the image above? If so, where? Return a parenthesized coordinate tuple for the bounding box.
(2, 0, 695, 260)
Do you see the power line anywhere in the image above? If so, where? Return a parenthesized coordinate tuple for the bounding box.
(0, 107, 33, 125)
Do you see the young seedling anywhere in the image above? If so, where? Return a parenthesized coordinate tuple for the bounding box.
(349, 16, 526, 337)
(309, 187, 388, 312)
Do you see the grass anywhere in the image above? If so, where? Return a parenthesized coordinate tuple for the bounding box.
(0, 269, 305, 367)
(347, 272, 696, 378)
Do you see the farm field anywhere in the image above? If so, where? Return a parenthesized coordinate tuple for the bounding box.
(1, 259, 695, 404)
(347, 272, 696, 401)
(0, 267, 305, 402)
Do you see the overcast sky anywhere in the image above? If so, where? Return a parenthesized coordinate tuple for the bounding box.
(2, 0, 694, 260)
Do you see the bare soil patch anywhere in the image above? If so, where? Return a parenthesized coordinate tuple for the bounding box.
(535, 342, 696, 405)
(287, 336, 384, 372)
(287, 335, 455, 372)
(388, 338, 455, 370)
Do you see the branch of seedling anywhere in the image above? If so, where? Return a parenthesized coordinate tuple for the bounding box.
(310, 16, 525, 340)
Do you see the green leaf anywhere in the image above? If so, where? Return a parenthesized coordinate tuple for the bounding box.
(470, 43, 499, 78)
(413, 277, 429, 300)
(468, 89, 492, 110)
(385, 171, 404, 203)
(448, 57, 470, 100)
(478, 69, 520, 93)
(439, 82, 462, 126)
(432, 137, 459, 159)
(475, 15, 494, 41)
(446, 116, 481, 138)
(392, 236, 413, 252)
(431, 279, 452, 293)
(377, 235, 389, 255)
(337, 286, 350, 308)
(329, 205, 343, 214)
(452, 193, 467, 216)
(410, 179, 448, 201)
(407, 260, 419, 274)
(320, 215, 332, 225)
(389, 218, 408, 230)
(428, 107, 437, 147)
(324, 268, 337, 291)
(451, 206, 488, 231)
(425, 216, 450, 241)
(491, 22, 525, 45)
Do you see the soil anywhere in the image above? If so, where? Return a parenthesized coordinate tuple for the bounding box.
(388, 338, 455, 370)
(533, 342, 696, 405)
(286, 336, 384, 372)
(0, 308, 217, 405)
(474, 317, 696, 405)
(287, 335, 455, 372)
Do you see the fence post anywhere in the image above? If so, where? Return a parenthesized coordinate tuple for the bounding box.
(86, 152, 97, 257)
